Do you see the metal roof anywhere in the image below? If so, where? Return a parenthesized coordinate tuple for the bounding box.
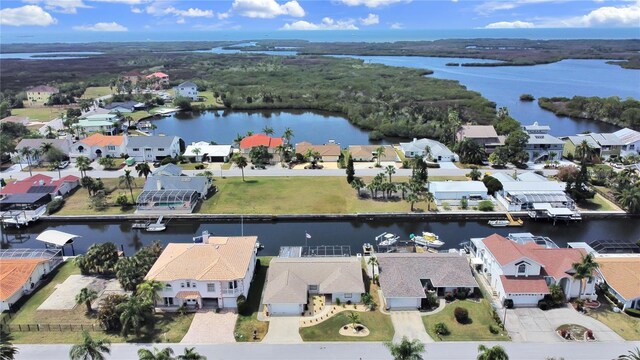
(588, 239, 640, 254)
(36, 230, 80, 246)
(137, 189, 199, 203)
(0, 193, 51, 204)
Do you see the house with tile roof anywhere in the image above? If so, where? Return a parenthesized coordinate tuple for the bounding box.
(145, 235, 257, 309)
(239, 134, 284, 164)
(0, 248, 63, 312)
(470, 234, 596, 307)
(295, 142, 341, 162)
(146, 72, 170, 88)
(263, 257, 365, 315)
(70, 134, 127, 160)
(26, 85, 59, 107)
(348, 145, 399, 162)
(613, 128, 640, 158)
(596, 256, 640, 311)
(377, 253, 477, 310)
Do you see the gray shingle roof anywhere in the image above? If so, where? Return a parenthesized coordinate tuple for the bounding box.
(377, 253, 477, 298)
(16, 139, 71, 154)
(152, 164, 183, 176)
(104, 101, 137, 110)
(127, 135, 179, 148)
(178, 81, 197, 88)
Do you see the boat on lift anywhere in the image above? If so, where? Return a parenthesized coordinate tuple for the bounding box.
(488, 220, 510, 227)
(145, 216, 166, 232)
(376, 232, 399, 247)
(422, 232, 445, 248)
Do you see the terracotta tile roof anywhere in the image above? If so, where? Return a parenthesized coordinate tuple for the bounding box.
(482, 234, 534, 266)
(80, 134, 124, 147)
(348, 145, 398, 162)
(596, 257, 640, 301)
(239, 134, 284, 149)
(295, 142, 341, 157)
(175, 291, 201, 299)
(146, 72, 169, 79)
(0, 259, 46, 301)
(500, 275, 550, 294)
(145, 236, 256, 282)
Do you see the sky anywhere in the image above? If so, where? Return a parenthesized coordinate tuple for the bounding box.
(0, 0, 639, 34)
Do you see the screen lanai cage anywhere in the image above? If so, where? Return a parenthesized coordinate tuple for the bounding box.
(136, 189, 199, 213)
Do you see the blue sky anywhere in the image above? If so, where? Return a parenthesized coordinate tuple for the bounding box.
(1, 0, 639, 33)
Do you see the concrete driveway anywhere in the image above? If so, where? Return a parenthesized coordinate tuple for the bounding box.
(391, 311, 433, 343)
(262, 316, 302, 344)
(181, 311, 237, 344)
(505, 307, 624, 342)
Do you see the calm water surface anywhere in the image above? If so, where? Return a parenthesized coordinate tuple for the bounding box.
(1, 219, 637, 256)
(0, 52, 103, 60)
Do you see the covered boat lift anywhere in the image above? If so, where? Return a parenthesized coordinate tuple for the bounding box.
(36, 230, 80, 256)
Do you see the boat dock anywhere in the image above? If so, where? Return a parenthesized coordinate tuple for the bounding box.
(278, 245, 351, 258)
(1, 205, 47, 228)
(528, 203, 582, 224)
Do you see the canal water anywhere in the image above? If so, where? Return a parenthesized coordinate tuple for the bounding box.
(0, 52, 104, 60)
(2, 218, 638, 256)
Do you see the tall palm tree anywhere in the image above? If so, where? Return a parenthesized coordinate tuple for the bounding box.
(0, 329, 18, 360)
(76, 287, 98, 314)
(367, 256, 378, 279)
(375, 146, 386, 167)
(262, 125, 274, 136)
(424, 191, 435, 211)
(176, 347, 206, 360)
(135, 162, 152, 180)
(13, 155, 23, 171)
(384, 336, 425, 360)
(385, 165, 396, 183)
(575, 139, 595, 164)
(233, 155, 248, 182)
(136, 280, 163, 310)
(477, 344, 509, 360)
(69, 331, 111, 360)
(233, 133, 245, 147)
(76, 156, 91, 178)
(20, 146, 33, 176)
(119, 169, 136, 203)
(40, 142, 54, 156)
(351, 177, 365, 197)
(49, 161, 62, 179)
(571, 253, 600, 299)
(137, 346, 175, 360)
(406, 193, 419, 212)
(117, 295, 153, 337)
(274, 144, 287, 166)
(282, 127, 294, 144)
(192, 147, 202, 163)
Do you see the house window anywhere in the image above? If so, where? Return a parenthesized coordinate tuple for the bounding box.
(165, 284, 172, 288)
(517, 264, 526, 274)
(163, 297, 174, 306)
(180, 283, 185, 288)
(344, 293, 352, 299)
(228, 280, 238, 289)
(309, 285, 318, 291)
(207, 283, 216, 292)
(145, 148, 152, 151)
(186, 281, 191, 288)
(158, 148, 165, 151)
(107, 146, 116, 151)
(132, 148, 140, 152)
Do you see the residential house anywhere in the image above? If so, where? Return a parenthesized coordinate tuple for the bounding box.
(77, 120, 118, 135)
(145, 235, 257, 309)
(13, 138, 72, 164)
(398, 138, 457, 162)
(0, 249, 63, 312)
(1, 174, 80, 198)
(563, 135, 600, 160)
(70, 134, 127, 160)
(136, 174, 211, 213)
(522, 122, 551, 134)
(596, 256, 640, 310)
(521, 123, 564, 162)
(613, 128, 640, 157)
(456, 125, 504, 153)
(470, 233, 596, 307)
(122, 71, 143, 85)
(263, 257, 365, 315)
(0, 116, 30, 126)
(126, 136, 182, 162)
(239, 134, 284, 164)
(25, 85, 59, 107)
(0, 193, 51, 212)
(377, 253, 478, 310)
(563, 133, 624, 160)
(428, 181, 488, 205)
(184, 142, 232, 163)
(146, 72, 170, 88)
(152, 164, 183, 177)
(103, 101, 137, 114)
(348, 145, 398, 162)
(174, 81, 199, 101)
(295, 142, 341, 162)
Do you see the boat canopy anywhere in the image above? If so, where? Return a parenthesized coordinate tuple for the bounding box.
(36, 230, 80, 246)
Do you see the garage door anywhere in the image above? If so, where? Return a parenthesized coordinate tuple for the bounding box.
(268, 303, 301, 316)
(507, 294, 543, 307)
(387, 298, 420, 310)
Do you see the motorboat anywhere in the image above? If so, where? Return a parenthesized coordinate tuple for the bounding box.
(376, 232, 399, 247)
(255, 241, 264, 251)
(145, 216, 166, 232)
(362, 243, 374, 256)
(488, 220, 510, 227)
(421, 232, 444, 248)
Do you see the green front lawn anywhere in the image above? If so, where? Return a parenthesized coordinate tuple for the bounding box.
(577, 193, 620, 211)
(12, 107, 65, 121)
(234, 256, 272, 342)
(299, 309, 394, 342)
(422, 299, 509, 341)
(81, 87, 112, 99)
(191, 91, 224, 108)
(57, 178, 143, 215)
(586, 296, 640, 340)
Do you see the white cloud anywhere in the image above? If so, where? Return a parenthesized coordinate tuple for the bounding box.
(73, 21, 128, 31)
(339, 0, 409, 8)
(91, 0, 148, 3)
(218, 11, 231, 20)
(0, 5, 57, 26)
(281, 17, 358, 30)
(131, 7, 142, 13)
(23, 0, 90, 14)
(360, 13, 379, 25)
(231, 0, 305, 18)
(390, 22, 403, 29)
(484, 20, 535, 28)
(165, 6, 213, 17)
(176, 18, 185, 24)
(475, 0, 561, 15)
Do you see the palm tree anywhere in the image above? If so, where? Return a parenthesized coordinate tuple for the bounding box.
(375, 146, 386, 167)
(385, 165, 396, 183)
(137, 346, 175, 360)
(13, 155, 23, 171)
(69, 331, 111, 360)
(282, 127, 294, 144)
(384, 336, 425, 360)
(398, 182, 409, 200)
(571, 253, 600, 299)
(137, 280, 163, 310)
(136, 162, 152, 180)
(477, 344, 509, 360)
(262, 125, 274, 136)
(467, 167, 482, 181)
(367, 256, 378, 279)
(50, 161, 62, 179)
(0, 329, 18, 360)
(20, 146, 33, 176)
(575, 139, 595, 164)
(176, 347, 206, 360)
(424, 191, 435, 211)
(40, 142, 54, 157)
(233, 155, 248, 182)
(76, 287, 98, 314)
(347, 311, 360, 329)
(119, 169, 136, 203)
(76, 156, 91, 178)
(406, 193, 418, 212)
(615, 186, 640, 214)
(351, 177, 365, 197)
(117, 295, 153, 337)
(45, 125, 56, 139)
(617, 347, 640, 360)
(233, 133, 245, 147)
(192, 147, 202, 163)
(125, 116, 134, 129)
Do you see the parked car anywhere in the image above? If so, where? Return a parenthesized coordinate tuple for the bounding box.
(58, 161, 70, 169)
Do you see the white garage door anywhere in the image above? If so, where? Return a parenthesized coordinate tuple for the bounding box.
(387, 297, 420, 310)
(268, 303, 301, 316)
(507, 294, 542, 307)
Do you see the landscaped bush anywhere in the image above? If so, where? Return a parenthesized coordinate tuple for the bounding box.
(538, 300, 550, 310)
(434, 322, 450, 336)
(503, 299, 514, 309)
(624, 308, 640, 318)
(194, 164, 205, 170)
(425, 292, 439, 309)
(46, 198, 65, 214)
(488, 324, 499, 334)
(237, 294, 250, 316)
(454, 288, 468, 300)
(478, 200, 494, 212)
(444, 292, 454, 302)
(454, 307, 469, 324)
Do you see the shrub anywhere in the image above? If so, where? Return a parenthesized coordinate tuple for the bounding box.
(454, 307, 469, 323)
(538, 300, 550, 310)
(335, 298, 341, 306)
(488, 325, 499, 334)
(425, 292, 439, 309)
(454, 288, 468, 300)
(520, 94, 535, 101)
(160, 156, 177, 165)
(46, 198, 65, 214)
(434, 322, 450, 336)
(442, 201, 451, 210)
(195, 164, 205, 170)
(444, 292, 454, 302)
(237, 294, 250, 316)
(625, 308, 640, 318)
(460, 197, 468, 210)
(503, 299, 514, 309)
(97, 294, 128, 332)
(478, 200, 494, 211)
(346, 300, 352, 305)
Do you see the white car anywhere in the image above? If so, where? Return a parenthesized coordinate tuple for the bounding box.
(58, 161, 70, 169)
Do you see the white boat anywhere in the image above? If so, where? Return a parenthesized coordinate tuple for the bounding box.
(376, 232, 399, 247)
(255, 241, 264, 251)
(488, 220, 510, 227)
(1, 205, 46, 228)
(145, 216, 166, 232)
(132, 222, 150, 229)
(421, 232, 445, 248)
(362, 243, 374, 256)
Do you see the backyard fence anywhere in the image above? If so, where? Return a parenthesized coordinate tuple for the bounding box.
(0, 323, 104, 332)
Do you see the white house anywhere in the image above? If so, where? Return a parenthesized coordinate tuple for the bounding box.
(470, 234, 596, 307)
(174, 81, 198, 101)
(145, 235, 257, 309)
(263, 257, 365, 316)
(126, 136, 182, 162)
(522, 122, 564, 162)
(70, 134, 127, 160)
(429, 181, 488, 204)
(613, 128, 640, 158)
(77, 120, 118, 135)
(0, 249, 63, 312)
(596, 256, 640, 311)
(377, 253, 477, 310)
(184, 142, 232, 163)
(399, 138, 457, 162)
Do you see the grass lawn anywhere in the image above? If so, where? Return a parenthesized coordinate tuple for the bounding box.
(57, 178, 143, 215)
(12, 107, 65, 121)
(299, 309, 394, 342)
(179, 162, 206, 170)
(422, 299, 509, 341)
(129, 110, 156, 122)
(81, 87, 112, 99)
(234, 256, 272, 342)
(586, 296, 640, 340)
(221, 163, 232, 170)
(192, 91, 224, 108)
(577, 193, 620, 211)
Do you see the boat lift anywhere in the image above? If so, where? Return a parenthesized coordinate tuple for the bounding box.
(36, 230, 80, 256)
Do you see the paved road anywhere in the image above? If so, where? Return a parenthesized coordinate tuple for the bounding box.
(14, 341, 639, 359)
